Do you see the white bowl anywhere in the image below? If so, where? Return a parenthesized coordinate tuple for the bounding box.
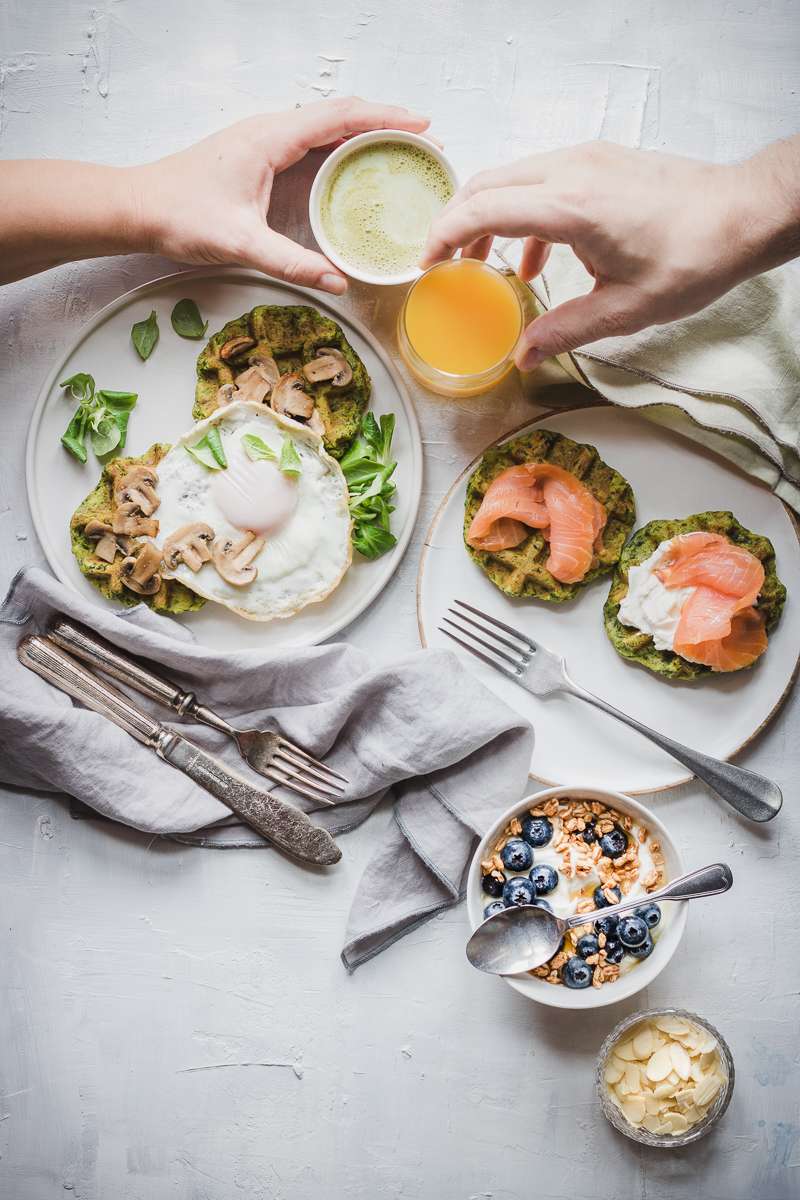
(308, 129, 458, 286)
(466, 785, 688, 1010)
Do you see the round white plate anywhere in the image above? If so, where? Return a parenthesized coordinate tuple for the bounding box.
(27, 268, 422, 650)
(418, 406, 800, 793)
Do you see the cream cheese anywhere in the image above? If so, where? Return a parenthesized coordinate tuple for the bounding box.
(618, 540, 695, 652)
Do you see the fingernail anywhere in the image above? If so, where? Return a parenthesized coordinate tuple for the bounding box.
(321, 273, 347, 294)
(518, 348, 546, 371)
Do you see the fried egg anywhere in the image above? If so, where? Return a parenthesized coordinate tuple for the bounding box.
(154, 401, 351, 620)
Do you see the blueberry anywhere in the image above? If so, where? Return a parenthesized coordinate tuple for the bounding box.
(594, 913, 619, 938)
(481, 872, 505, 898)
(592, 884, 621, 909)
(483, 901, 506, 919)
(617, 914, 648, 948)
(529, 863, 559, 895)
(602, 938, 624, 964)
(561, 956, 593, 989)
(599, 826, 629, 859)
(582, 821, 597, 844)
(627, 933, 654, 960)
(576, 934, 600, 959)
(532, 898, 553, 914)
(636, 902, 662, 929)
(503, 876, 535, 907)
(521, 815, 553, 848)
(500, 837, 533, 872)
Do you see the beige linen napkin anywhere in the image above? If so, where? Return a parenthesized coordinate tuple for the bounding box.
(498, 240, 800, 512)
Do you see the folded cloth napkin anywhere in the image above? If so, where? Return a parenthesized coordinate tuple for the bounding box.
(497, 240, 800, 512)
(0, 567, 533, 970)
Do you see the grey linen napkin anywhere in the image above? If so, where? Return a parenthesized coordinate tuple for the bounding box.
(0, 567, 533, 970)
(497, 241, 800, 511)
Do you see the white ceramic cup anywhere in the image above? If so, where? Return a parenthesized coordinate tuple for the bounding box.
(308, 129, 458, 287)
(466, 785, 688, 1011)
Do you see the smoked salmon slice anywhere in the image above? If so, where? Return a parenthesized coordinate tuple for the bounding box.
(655, 531, 767, 670)
(466, 463, 607, 584)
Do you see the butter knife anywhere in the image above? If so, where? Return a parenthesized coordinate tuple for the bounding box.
(17, 634, 341, 867)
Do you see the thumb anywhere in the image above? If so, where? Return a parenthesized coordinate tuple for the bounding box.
(515, 283, 638, 369)
(247, 228, 348, 295)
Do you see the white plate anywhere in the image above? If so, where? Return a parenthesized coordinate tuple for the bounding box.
(26, 268, 421, 650)
(418, 406, 800, 793)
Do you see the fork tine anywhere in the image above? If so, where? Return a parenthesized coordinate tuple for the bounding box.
(441, 617, 527, 672)
(439, 624, 523, 680)
(262, 768, 337, 806)
(275, 738, 349, 785)
(446, 605, 531, 657)
(453, 598, 537, 650)
(271, 749, 346, 794)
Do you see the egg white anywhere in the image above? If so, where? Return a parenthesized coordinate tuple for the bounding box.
(154, 401, 352, 620)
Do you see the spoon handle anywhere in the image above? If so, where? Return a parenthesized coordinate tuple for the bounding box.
(564, 862, 733, 930)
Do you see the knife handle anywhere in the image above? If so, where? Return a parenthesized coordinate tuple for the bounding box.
(49, 617, 191, 713)
(18, 635, 164, 746)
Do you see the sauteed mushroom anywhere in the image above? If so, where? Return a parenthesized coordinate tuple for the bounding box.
(271, 373, 315, 421)
(212, 531, 265, 587)
(163, 523, 216, 572)
(120, 542, 163, 595)
(216, 382, 237, 407)
(220, 336, 256, 361)
(112, 504, 159, 538)
(84, 519, 120, 563)
(233, 365, 273, 405)
(114, 464, 160, 517)
(302, 347, 352, 388)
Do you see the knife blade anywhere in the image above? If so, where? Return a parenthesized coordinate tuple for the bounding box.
(17, 634, 341, 867)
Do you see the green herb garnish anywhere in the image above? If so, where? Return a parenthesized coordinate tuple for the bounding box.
(171, 298, 208, 340)
(279, 437, 302, 479)
(242, 433, 278, 463)
(340, 413, 398, 560)
(59, 373, 138, 464)
(131, 309, 159, 360)
(186, 425, 227, 470)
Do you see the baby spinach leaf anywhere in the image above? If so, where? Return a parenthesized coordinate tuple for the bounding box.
(131, 309, 159, 360)
(279, 437, 302, 478)
(205, 424, 227, 467)
(59, 376, 138, 464)
(343, 411, 399, 560)
(61, 408, 90, 463)
(186, 426, 227, 470)
(171, 298, 208, 340)
(352, 524, 396, 560)
(242, 433, 278, 463)
(60, 373, 96, 404)
(90, 414, 122, 457)
(97, 390, 138, 452)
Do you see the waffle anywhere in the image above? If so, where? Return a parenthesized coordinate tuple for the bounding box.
(70, 445, 205, 615)
(463, 428, 636, 602)
(193, 304, 370, 459)
(604, 511, 786, 679)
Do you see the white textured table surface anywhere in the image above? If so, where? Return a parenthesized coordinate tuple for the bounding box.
(1, 3, 799, 1198)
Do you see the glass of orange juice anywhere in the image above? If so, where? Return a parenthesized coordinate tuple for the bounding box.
(397, 258, 524, 397)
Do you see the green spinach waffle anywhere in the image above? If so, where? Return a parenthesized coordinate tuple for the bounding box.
(464, 428, 636, 601)
(193, 304, 370, 459)
(604, 511, 786, 679)
(70, 445, 205, 615)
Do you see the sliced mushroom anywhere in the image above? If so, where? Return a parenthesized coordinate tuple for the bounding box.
(308, 409, 326, 438)
(84, 519, 120, 563)
(112, 504, 159, 538)
(114, 464, 160, 516)
(220, 336, 256, 361)
(163, 523, 216, 572)
(120, 542, 163, 595)
(216, 382, 237, 407)
(302, 347, 353, 388)
(271, 373, 315, 421)
(212, 531, 265, 587)
(232, 365, 273, 405)
(249, 354, 280, 386)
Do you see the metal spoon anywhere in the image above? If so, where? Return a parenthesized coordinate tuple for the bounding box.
(466, 862, 733, 975)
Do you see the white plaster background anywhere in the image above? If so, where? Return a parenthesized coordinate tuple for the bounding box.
(1, 2, 799, 1198)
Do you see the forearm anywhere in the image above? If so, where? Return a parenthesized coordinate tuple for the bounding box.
(0, 160, 151, 285)
(735, 134, 800, 277)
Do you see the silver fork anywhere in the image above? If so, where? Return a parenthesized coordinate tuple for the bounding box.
(441, 599, 782, 823)
(48, 618, 347, 806)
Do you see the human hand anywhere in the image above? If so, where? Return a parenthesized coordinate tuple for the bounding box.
(420, 142, 765, 369)
(135, 97, 430, 295)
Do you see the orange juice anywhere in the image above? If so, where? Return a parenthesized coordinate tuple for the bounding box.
(400, 259, 523, 393)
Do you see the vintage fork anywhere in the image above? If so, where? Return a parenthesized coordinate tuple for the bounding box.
(48, 618, 347, 806)
(440, 599, 782, 823)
